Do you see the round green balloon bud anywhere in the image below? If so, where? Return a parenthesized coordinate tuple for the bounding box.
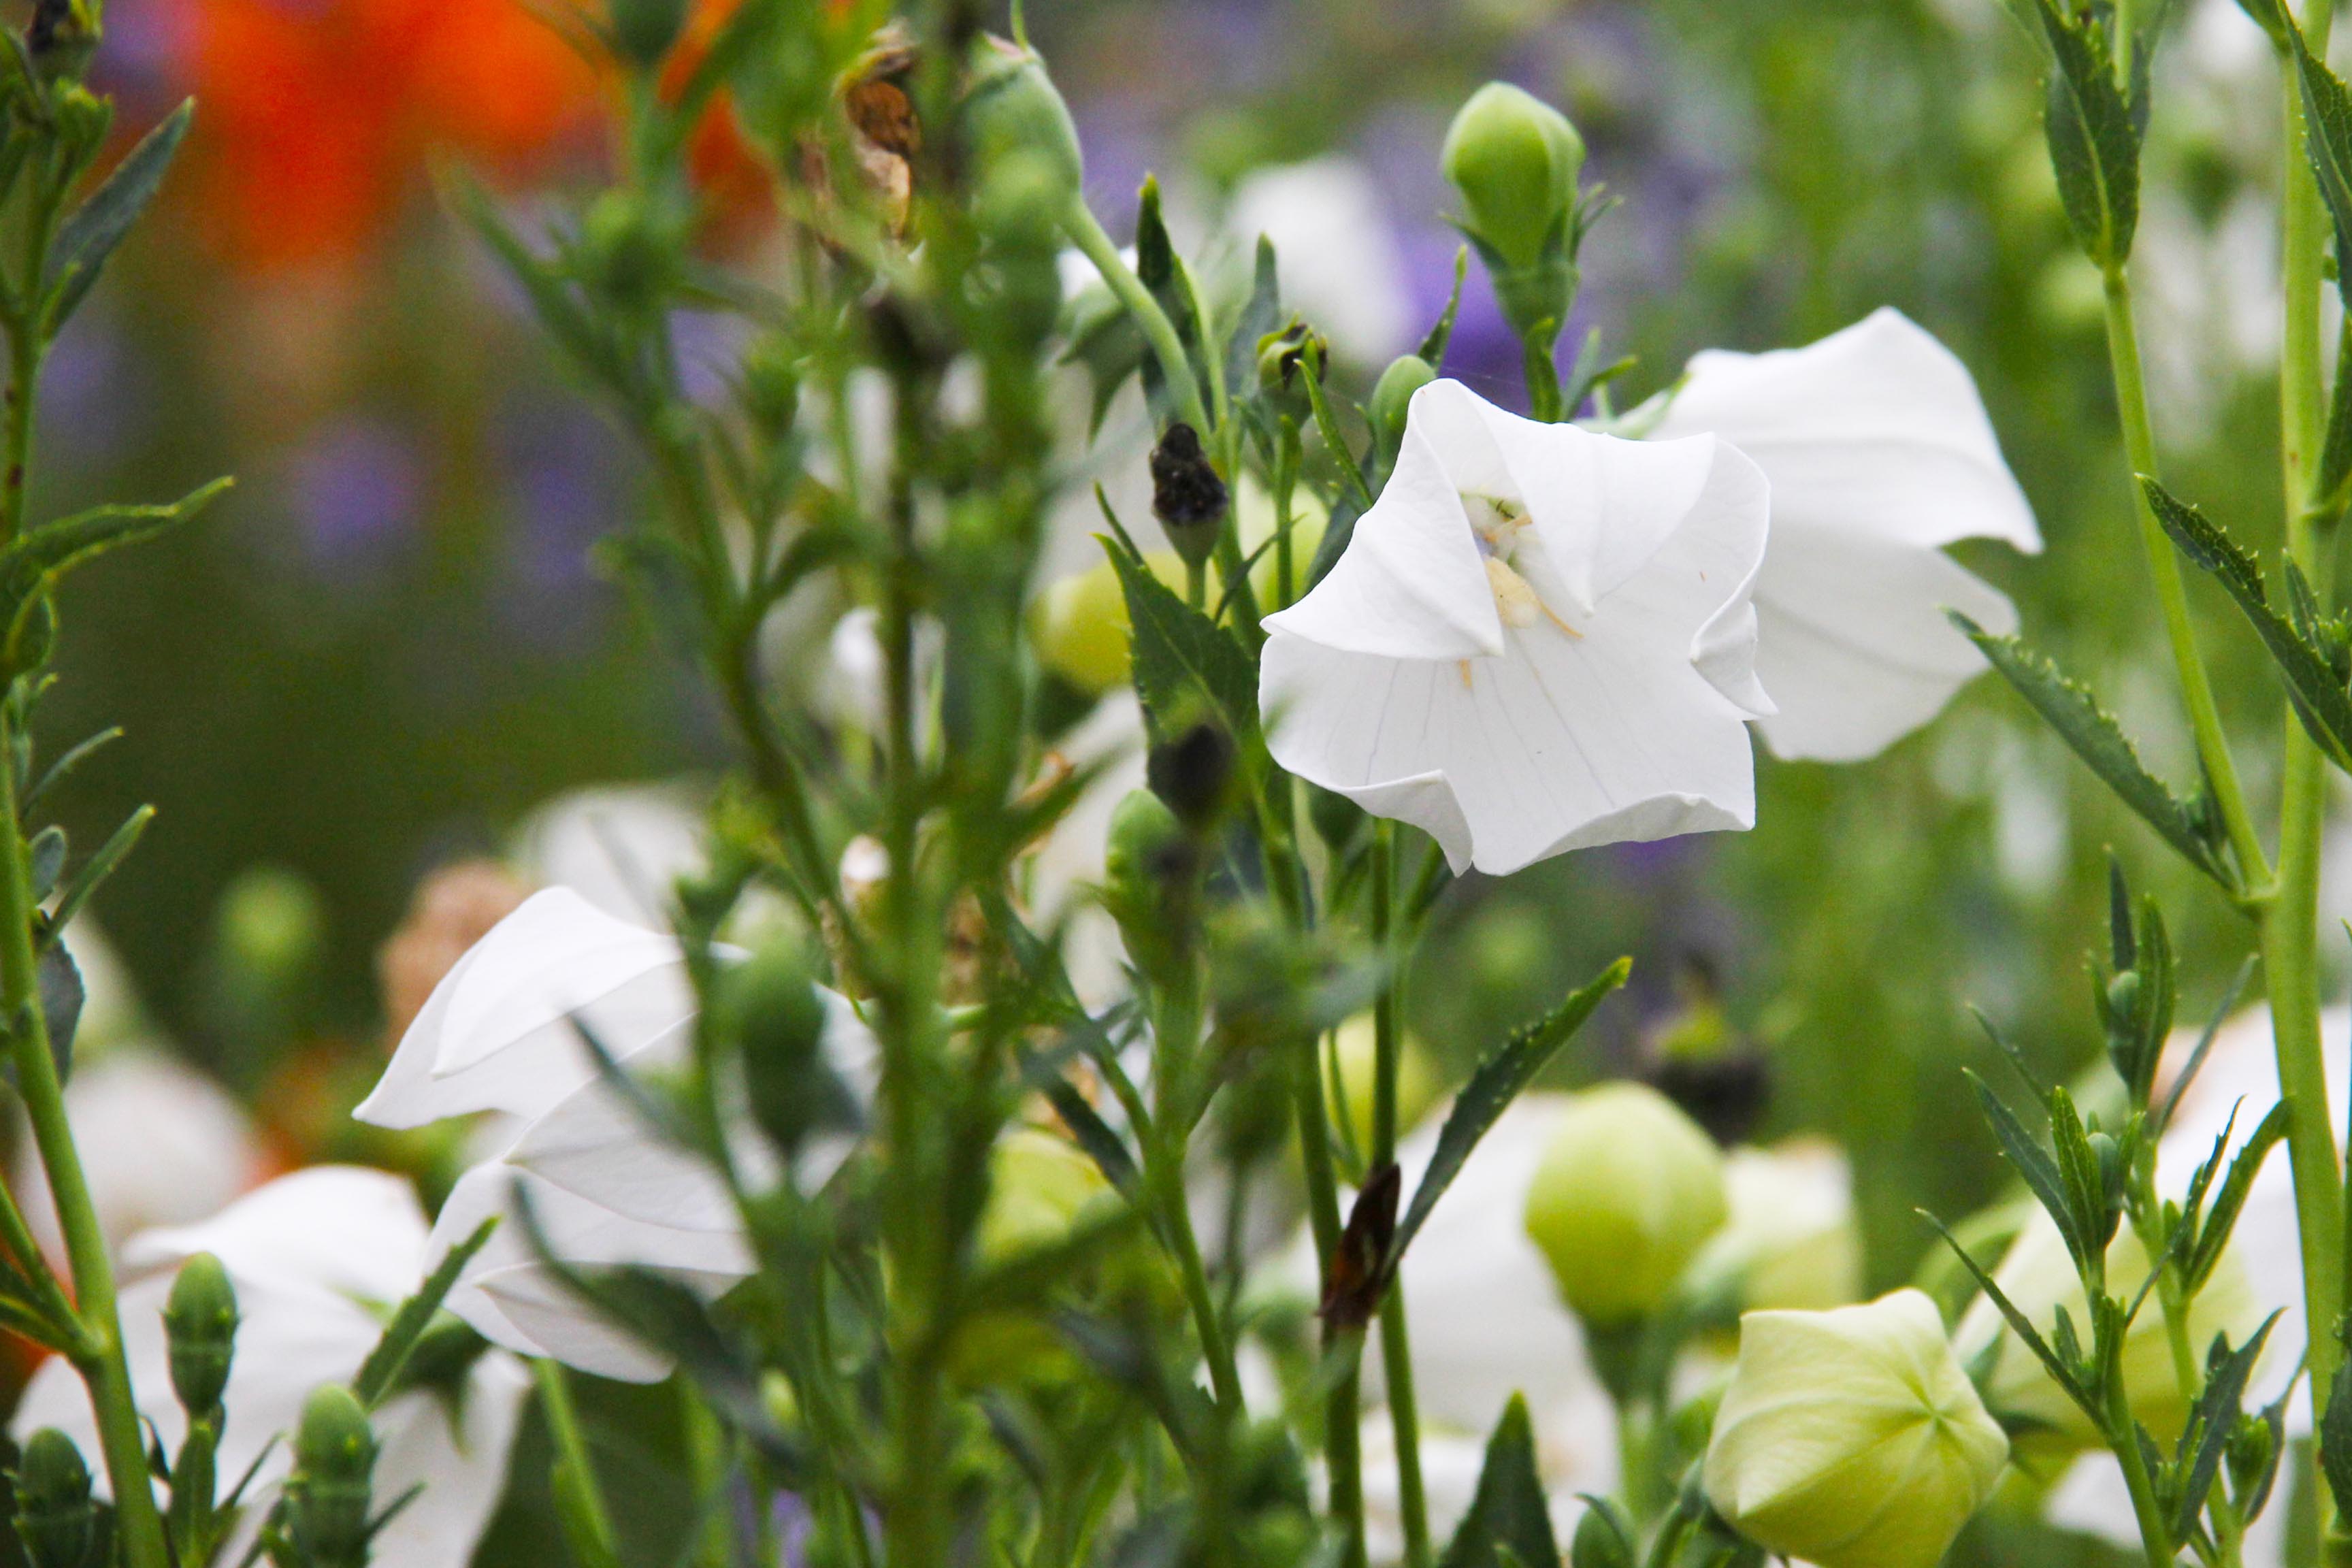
(1441, 82, 1584, 270)
(1522, 1081, 1727, 1325)
(1102, 787, 1192, 984)
(1705, 1289, 2008, 1568)
(1367, 354, 1435, 472)
(721, 942, 835, 1156)
(13, 1428, 95, 1568)
(978, 1128, 1117, 1262)
(163, 1251, 240, 1418)
(962, 37, 1083, 218)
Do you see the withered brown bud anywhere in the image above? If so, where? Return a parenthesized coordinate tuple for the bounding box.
(377, 860, 531, 1046)
(1151, 423, 1228, 568)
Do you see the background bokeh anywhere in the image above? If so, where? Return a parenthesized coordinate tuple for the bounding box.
(12, 0, 2320, 1442)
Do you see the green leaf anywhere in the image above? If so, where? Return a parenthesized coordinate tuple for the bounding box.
(1438, 1396, 1561, 1568)
(2034, 0, 2141, 267)
(2317, 318, 2352, 512)
(2186, 1101, 2291, 1292)
(1970, 1072, 2089, 1274)
(2144, 479, 2352, 771)
(24, 725, 118, 814)
(1106, 540, 1260, 751)
(1390, 959, 1629, 1268)
(2174, 1314, 2281, 1540)
(1923, 1210, 2099, 1418)
(44, 804, 148, 941)
(2154, 954, 2259, 1136)
(2234, 0, 2291, 47)
(45, 101, 193, 333)
(1, 476, 232, 612)
(1418, 247, 1468, 368)
(1133, 178, 1211, 427)
(2323, 1357, 2352, 1525)
(1226, 236, 1282, 400)
(1953, 612, 2237, 892)
(352, 1217, 497, 1409)
(2292, 19, 2352, 307)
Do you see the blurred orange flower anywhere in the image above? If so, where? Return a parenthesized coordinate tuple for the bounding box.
(174, 0, 604, 270)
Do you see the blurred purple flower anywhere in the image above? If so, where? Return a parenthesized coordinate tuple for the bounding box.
(287, 414, 423, 586)
(41, 309, 144, 463)
(88, 0, 193, 117)
(497, 399, 623, 654)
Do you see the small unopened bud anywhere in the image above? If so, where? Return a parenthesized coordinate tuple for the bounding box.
(978, 1128, 1116, 1262)
(27, 0, 96, 82)
(721, 943, 838, 1155)
(740, 336, 802, 443)
(1150, 423, 1228, 570)
(1705, 1290, 2008, 1568)
(2104, 968, 2142, 1026)
(608, 0, 687, 67)
(579, 189, 681, 316)
(1032, 557, 1137, 693)
(962, 37, 1083, 218)
(284, 1386, 376, 1568)
(1441, 83, 1584, 270)
(1367, 355, 1435, 474)
(1256, 321, 1323, 416)
(1569, 1501, 1637, 1568)
(1522, 1082, 1727, 1325)
(1322, 1011, 1439, 1154)
(164, 1252, 240, 1419)
(1101, 787, 1194, 985)
(13, 1428, 95, 1568)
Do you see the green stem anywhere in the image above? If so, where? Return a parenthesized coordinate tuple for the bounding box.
(0, 721, 167, 1568)
(2097, 270, 2270, 888)
(1062, 201, 1210, 438)
(536, 1358, 622, 1565)
(1366, 819, 1428, 1568)
(2111, 1396, 2180, 1568)
(1295, 1032, 1363, 1568)
(1523, 333, 1563, 425)
(1158, 1143, 1242, 1412)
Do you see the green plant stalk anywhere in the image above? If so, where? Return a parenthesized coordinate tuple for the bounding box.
(1151, 993, 1243, 1412)
(0, 182, 56, 545)
(1062, 201, 1210, 438)
(1294, 1029, 1365, 1568)
(1367, 819, 1429, 1568)
(2109, 1375, 2179, 1568)
(536, 1358, 622, 1566)
(2097, 270, 2270, 889)
(0, 722, 167, 1568)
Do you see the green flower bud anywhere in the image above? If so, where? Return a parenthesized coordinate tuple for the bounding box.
(608, 0, 688, 68)
(27, 1, 97, 84)
(49, 83, 109, 163)
(1322, 1011, 1439, 1154)
(961, 37, 1083, 219)
(1101, 787, 1195, 985)
(1441, 83, 1584, 270)
(284, 1386, 376, 1568)
(163, 1252, 240, 1419)
(579, 189, 683, 316)
(1522, 1082, 1728, 1325)
(13, 1428, 96, 1568)
(721, 942, 838, 1156)
(740, 335, 802, 444)
(1027, 551, 1184, 693)
(978, 1127, 1117, 1262)
(218, 865, 324, 998)
(1687, 1142, 1862, 1314)
(1367, 354, 1435, 475)
(1958, 1207, 2266, 1454)
(1705, 1289, 2008, 1568)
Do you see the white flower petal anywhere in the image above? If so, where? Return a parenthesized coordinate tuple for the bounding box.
(1226, 157, 1413, 368)
(513, 783, 710, 926)
(1750, 521, 2019, 761)
(1652, 307, 2040, 555)
(355, 888, 696, 1129)
(1263, 403, 1503, 662)
(429, 1163, 755, 1383)
(10, 1169, 532, 1568)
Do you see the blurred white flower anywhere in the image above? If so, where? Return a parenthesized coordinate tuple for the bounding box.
(10, 1045, 263, 1265)
(355, 887, 877, 1381)
(1260, 378, 1771, 873)
(512, 781, 710, 926)
(1226, 157, 1414, 368)
(12, 1167, 530, 1568)
(1273, 1094, 1618, 1565)
(1687, 1139, 1863, 1313)
(1648, 308, 2041, 762)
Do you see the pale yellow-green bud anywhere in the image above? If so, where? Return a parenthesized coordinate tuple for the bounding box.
(978, 1128, 1117, 1262)
(1522, 1081, 1727, 1325)
(1705, 1288, 2008, 1568)
(1956, 1205, 2266, 1454)
(1027, 551, 1183, 693)
(1367, 355, 1435, 474)
(1687, 1141, 1863, 1313)
(1441, 83, 1584, 270)
(1322, 1011, 1438, 1154)
(962, 37, 1083, 216)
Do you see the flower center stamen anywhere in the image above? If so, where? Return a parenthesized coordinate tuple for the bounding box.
(1464, 493, 1580, 639)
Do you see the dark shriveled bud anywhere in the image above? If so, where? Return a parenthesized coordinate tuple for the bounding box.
(1150, 423, 1228, 569)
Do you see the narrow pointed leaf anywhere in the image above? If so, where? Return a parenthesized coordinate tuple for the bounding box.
(1954, 613, 2236, 891)
(1923, 1211, 2097, 1418)
(352, 1217, 497, 1408)
(1437, 1395, 1561, 1568)
(2034, 0, 2140, 266)
(1391, 958, 1629, 1265)
(1107, 540, 1260, 750)
(2174, 1313, 2282, 1539)
(2187, 1101, 2291, 1292)
(46, 102, 193, 331)
(1969, 1072, 2087, 1271)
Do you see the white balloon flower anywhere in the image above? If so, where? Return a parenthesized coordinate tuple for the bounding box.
(1259, 378, 1773, 875)
(355, 887, 875, 1382)
(1647, 308, 2042, 763)
(12, 1166, 532, 1568)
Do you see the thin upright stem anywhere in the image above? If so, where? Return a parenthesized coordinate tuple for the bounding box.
(2097, 271, 2270, 888)
(0, 715, 167, 1568)
(536, 1359, 623, 1565)
(1062, 201, 1209, 438)
(1366, 819, 1428, 1567)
